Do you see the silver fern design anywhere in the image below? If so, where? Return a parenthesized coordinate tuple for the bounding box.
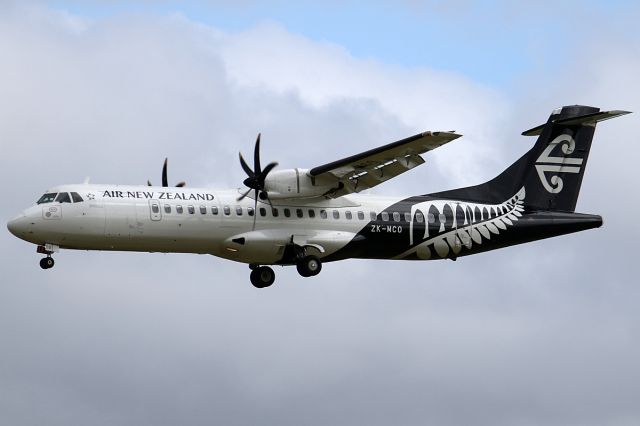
(396, 187, 526, 260)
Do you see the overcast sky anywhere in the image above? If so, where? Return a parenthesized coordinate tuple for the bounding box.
(1, 1, 639, 425)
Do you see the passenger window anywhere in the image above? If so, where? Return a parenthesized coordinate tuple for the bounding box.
(357, 211, 364, 220)
(37, 193, 58, 204)
(393, 212, 400, 222)
(164, 204, 171, 214)
(259, 207, 267, 217)
(236, 206, 243, 216)
(428, 213, 436, 223)
(404, 212, 411, 222)
(416, 212, 424, 223)
(333, 210, 340, 219)
(212, 206, 219, 215)
(320, 209, 327, 219)
(284, 208, 291, 218)
(71, 192, 84, 203)
(272, 208, 279, 217)
(370, 211, 377, 221)
(176, 205, 184, 214)
(308, 209, 315, 218)
(199, 206, 207, 214)
(345, 211, 352, 220)
(188, 205, 195, 214)
(296, 209, 303, 218)
(248, 207, 254, 217)
(55, 192, 71, 203)
(151, 204, 159, 213)
(223, 206, 231, 216)
(381, 212, 389, 221)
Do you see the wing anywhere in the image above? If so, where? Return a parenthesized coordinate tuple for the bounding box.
(309, 131, 462, 198)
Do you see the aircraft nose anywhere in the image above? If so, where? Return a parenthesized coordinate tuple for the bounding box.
(7, 214, 28, 238)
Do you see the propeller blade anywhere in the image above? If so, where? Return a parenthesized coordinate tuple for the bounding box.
(239, 153, 254, 177)
(237, 188, 252, 202)
(252, 191, 258, 231)
(162, 158, 169, 187)
(254, 133, 262, 175)
(259, 161, 279, 180)
(175, 182, 186, 187)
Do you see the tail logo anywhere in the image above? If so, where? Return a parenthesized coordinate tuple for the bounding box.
(535, 133, 583, 193)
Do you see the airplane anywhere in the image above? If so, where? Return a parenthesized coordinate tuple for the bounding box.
(7, 105, 629, 288)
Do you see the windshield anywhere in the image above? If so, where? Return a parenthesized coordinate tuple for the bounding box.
(36, 193, 58, 204)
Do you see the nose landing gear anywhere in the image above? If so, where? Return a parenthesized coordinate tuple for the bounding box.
(37, 244, 58, 270)
(39, 256, 54, 269)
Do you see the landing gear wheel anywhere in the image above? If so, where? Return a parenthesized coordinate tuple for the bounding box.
(40, 257, 54, 269)
(250, 266, 275, 288)
(296, 255, 322, 277)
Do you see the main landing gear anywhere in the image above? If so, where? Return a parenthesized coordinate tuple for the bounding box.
(248, 255, 323, 288)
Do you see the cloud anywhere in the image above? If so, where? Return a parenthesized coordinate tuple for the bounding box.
(0, 3, 639, 426)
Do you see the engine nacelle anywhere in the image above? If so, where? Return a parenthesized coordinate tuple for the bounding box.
(264, 169, 338, 199)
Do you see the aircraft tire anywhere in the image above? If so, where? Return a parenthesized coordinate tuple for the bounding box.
(296, 256, 322, 277)
(40, 257, 54, 269)
(250, 266, 275, 288)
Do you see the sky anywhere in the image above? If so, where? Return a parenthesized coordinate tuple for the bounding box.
(1, 1, 639, 425)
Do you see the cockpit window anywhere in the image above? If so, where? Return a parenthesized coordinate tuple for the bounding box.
(36, 193, 57, 204)
(71, 192, 84, 203)
(55, 192, 72, 203)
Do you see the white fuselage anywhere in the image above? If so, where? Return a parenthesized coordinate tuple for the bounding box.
(8, 184, 403, 265)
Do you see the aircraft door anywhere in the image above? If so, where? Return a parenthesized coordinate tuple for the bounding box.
(149, 200, 162, 221)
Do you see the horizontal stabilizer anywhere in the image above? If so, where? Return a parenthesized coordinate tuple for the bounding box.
(522, 109, 631, 136)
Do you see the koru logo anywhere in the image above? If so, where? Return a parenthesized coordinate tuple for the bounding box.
(535, 133, 583, 193)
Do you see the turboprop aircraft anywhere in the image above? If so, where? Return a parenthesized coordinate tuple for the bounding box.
(7, 105, 629, 288)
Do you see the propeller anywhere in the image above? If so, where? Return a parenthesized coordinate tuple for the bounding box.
(238, 133, 278, 229)
(147, 158, 186, 187)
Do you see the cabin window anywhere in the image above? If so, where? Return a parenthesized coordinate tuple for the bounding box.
(345, 211, 352, 220)
(199, 206, 207, 215)
(236, 206, 243, 216)
(381, 212, 389, 221)
(176, 205, 184, 214)
(259, 207, 267, 217)
(164, 204, 171, 214)
(55, 192, 71, 203)
(187, 205, 195, 214)
(151, 204, 160, 214)
(308, 209, 316, 218)
(284, 208, 291, 218)
(296, 209, 303, 218)
(333, 210, 340, 219)
(223, 206, 230, 216)
(211, 206, 218, 215)
(71, 192, 84, 203)
(404, 212, 411, 222)
(37, 193, 57, 204)
(370, 211, 377, 221)
(248, 207, 255, 217)
(272, 208, 279, 217)
(393, 212, 400, 222)
(427, 213, 435, 223)
(439, 213, 446, 223)
(415, 212, 424, 223)
(357, 211, 364, 220)
(320, 209, 327, 219)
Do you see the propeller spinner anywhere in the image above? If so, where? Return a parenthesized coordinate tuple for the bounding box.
(147, 158, 186, 188)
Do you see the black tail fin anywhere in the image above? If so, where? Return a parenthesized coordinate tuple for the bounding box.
(429, 105, 630, 212)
